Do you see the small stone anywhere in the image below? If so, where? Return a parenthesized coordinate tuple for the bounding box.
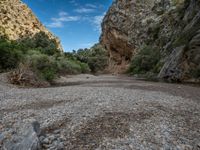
(43, 144, 51, 148)
(49, 135, 56, 142)
(32, 121, 41, 136)
(42, 138, 49, 144)
(53, 129, 61, 134)
(39, 136, 45, 142)
(197, 142, 200, 148)
(57, 142, 65, 150)
(52, 140, 58, 146)
(0, 133, 4, 144)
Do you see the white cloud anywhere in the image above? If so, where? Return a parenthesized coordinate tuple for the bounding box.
(80, 42, 94, 48)
(85, 4, 97, 8)
(74, 8, 95, 13)
(92, 13, 105, 32)
(69, 0, 78, 6)
(47, 21, 63, 28)
(47, 11, 80, 28)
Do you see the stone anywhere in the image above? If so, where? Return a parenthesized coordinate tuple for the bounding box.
(57, 142, 65, 150)
(42, 137, 50, 144)
(39, 136, 45, 142)
(3, 121, 41, 150)
(0, 133, 4, 144)
(197, 142, 200, 148)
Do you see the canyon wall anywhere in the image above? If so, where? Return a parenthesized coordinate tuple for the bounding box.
(101, 0, 200, 82)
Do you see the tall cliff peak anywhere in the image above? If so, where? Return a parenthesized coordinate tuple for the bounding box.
(0, 0, 63, 51)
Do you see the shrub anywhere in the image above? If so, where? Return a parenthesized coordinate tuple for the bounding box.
(128, 45, 161, 75)
(79, 62, 91, 73)
(66, 60, 82, 74)
(8, 63, 50, 87)
(190, 68, 200, 78)
(24, 53, 57, 81)
(75, 43, 108, 73)
(55, 56, 91, 74)
(0, 39, 24, 71)
(20, 32, 61, 56)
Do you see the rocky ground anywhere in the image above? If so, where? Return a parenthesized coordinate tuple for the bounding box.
(0, 74, 200, 150)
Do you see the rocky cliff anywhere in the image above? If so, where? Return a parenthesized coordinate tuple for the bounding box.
(0, 0, 63, 51)
(101, 0, 200, 82)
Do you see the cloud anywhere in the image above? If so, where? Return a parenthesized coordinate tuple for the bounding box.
(47, 11, 80, 28)
(85, 4, 97, 8)
(69, 0, 78, 6)
(47, 21, 63, 28)
(92, 13, 105, 32)
(80, 42, 94, 48)
(74, 8, 95, 13)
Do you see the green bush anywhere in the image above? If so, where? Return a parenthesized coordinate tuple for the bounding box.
(0, 32, 95, 85)
(24, 53, 57, 81)
(190, 69, 200, 78)
(0, 39, 24, 71)
(20, 32, 61, 56)
(79, 62, 91, 73)
(75, 43, 108, 73)
(128, 45, 161, 75)
(55, 56, 91, 74)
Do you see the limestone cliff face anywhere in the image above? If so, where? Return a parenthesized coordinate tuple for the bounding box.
(101, 0, 200, 82)
(101, 0, 155, 73)
(0, 0, 63, 51)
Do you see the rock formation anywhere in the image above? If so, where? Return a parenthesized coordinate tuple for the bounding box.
(101, 0, 200, 82)
(0, 0, 63, 51)
(101, 0, 155, 73)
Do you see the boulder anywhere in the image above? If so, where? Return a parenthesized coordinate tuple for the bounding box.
(3, 121, 41, 150)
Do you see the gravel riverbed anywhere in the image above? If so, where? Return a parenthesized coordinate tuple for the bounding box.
(0, 74, 200, 150)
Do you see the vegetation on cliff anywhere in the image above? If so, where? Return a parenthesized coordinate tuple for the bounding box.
(0, 34, 91, 86)
(128, 45, 162, 76)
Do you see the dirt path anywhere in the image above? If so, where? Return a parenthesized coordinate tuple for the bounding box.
(0, 74, 200, 149)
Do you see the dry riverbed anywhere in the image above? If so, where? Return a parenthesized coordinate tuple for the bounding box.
(0, 74, 200, 150)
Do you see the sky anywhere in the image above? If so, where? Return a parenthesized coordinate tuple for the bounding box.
(22, 0, 113, 52)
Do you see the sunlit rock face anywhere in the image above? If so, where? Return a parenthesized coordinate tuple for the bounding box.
(101, 0, 156, 73)
(101, 0, 200, 82)
(0, 0, 63, 51)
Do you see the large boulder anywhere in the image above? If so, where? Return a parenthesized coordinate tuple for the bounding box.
(3, 121, 41, 150)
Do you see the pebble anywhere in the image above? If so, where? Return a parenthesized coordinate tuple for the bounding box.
(54, 129, 61, 134)
(42, 138, 50, 144)
(57, 142, 65, 150)
(197, 142, 200, 148)
(1, 75, 200, 149)
(0, 133, 4, 144)
(39, 136, 45, 142)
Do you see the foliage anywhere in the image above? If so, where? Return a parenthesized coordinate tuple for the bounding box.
(190, 68, 200, 78)
(20, 32, 61, 55)
(128, 45, 162, 75)
(0, 38, 24, 71)
(0, 35, 107, 86)
(0, 35, 91, 84)
(24, 53, 57, 81)
(74, 43, 108, 73)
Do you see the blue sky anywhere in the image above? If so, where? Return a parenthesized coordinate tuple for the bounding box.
(22, 0, 113, 52)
